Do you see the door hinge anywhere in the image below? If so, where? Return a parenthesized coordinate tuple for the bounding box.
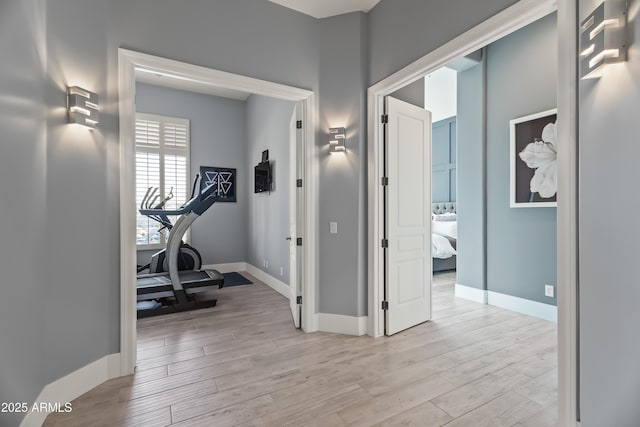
(297, 296, 302, 304)
(381, 239, 388, 248)
(381, 301, 389, 310)
(381, 114, 388, 124)
(381, 176, 388, 186)
(296, 179, 303, 188)
(296, 237, 303, 246)
(296, 120, 303, 129)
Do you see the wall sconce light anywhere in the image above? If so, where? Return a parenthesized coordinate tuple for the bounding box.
(67, 86, 99, 128)
(580, 0, 627, 79)
(329, 127, 346, 153)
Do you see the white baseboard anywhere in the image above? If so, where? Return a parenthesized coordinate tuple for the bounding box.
(205, 262, 366, 336)
(20, 353, 121, 427)
(317, 313, 369, 336)
(203, 261, 290, 298)
(244, 263, 290, 299)
(203, 262, 248, 274)
(454, 284, 557, 323)
(455, 283, 488, 303)
(487, 291, 557, 323)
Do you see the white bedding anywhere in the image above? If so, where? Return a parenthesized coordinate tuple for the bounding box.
(432, 233, 456, 259)
(432, 220, 457, 239)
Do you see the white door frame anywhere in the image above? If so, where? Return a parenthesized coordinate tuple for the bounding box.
(367, 0, 578, 425)
(118, 48, 318, 376)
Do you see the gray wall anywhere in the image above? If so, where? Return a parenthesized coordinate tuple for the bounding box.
(134, 83, 248, 266)
(0, 1, 46, 425)
(246, 95, 295, 284)
(44, 0, 119, 395)
(456, 61, 486, 291)
(390, 78, 425, 108)
(485, 13, 557, 305)
(368, 0, 519, 85)
(318, 12, 369, 316)
(578, 0, 640, 425)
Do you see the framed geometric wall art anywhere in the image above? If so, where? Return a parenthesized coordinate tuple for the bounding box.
(200, 166, 237, 202)
(510, 108, 558, 208)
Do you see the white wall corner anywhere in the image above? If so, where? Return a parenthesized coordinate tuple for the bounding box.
(455, 283, 488, 304)
(304, 312, 320, 333)
(20, 353, 121, 427)
(487, 291, 557, 323)
(317, 313, 369, 336)
(357, 316, 369, 336)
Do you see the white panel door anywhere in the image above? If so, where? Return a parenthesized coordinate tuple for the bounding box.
(385, 96, 432, 335)
(289, 103, 303, 328)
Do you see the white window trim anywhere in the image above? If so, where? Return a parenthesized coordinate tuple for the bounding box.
(135, 112, 191, 251)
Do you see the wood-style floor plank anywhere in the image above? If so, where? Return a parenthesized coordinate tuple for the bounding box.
(44, 272, 557, 426)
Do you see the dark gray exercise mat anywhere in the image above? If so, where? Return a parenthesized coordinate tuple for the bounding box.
(222, 272, 253, 287)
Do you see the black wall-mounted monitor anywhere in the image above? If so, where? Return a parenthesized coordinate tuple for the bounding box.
(254, 161, 272, 193)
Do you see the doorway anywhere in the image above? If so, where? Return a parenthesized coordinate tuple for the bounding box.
(367, 0, 577, 425)
(118, 49, 317, 375)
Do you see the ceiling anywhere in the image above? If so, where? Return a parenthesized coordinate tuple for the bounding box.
(135, 69, 251, 101)
(269, 0, 381, 18)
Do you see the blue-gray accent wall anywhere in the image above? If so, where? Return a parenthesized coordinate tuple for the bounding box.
(486, 13, 557, 305)
(432, 116, 457, 203)
(456, 59, 486, 291)
(134, 82, 248, 266)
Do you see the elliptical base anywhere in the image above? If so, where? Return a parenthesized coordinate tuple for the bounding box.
(137, 297, 217, 319)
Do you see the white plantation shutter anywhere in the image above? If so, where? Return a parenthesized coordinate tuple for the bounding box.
(135, 113, 190, 248)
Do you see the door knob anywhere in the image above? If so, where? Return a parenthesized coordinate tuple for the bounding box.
(286, 237, 292, 241)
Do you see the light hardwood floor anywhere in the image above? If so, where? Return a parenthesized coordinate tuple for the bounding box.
(44, 272, 557, 426)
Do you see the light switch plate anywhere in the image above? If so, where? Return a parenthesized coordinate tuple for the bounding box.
(330, 222, 338, 234)
(545, 284, 555, 298)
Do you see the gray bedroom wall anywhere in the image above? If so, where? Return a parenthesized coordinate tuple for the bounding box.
(368, 0, 519, 85)
(578, 0, 640, 425)
(134, 82, 248, 266)
(318, 12, 369, 316)
(485, 12, 557, 305)
(246, 95, 295, 284)
(0, 1, 47, 425)
(456, 61, 486, 291)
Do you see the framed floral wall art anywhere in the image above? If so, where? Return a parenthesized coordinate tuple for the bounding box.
(509, 108, 557, 208)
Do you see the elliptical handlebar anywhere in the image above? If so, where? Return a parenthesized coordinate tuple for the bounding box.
(139, 175, 219, 228)
(190, 174, 200, 200)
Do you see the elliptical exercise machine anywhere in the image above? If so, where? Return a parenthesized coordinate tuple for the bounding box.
(136, 174, 224, 318)
(137, 185, 202, 274)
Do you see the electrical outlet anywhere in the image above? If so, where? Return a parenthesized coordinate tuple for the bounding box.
(265, 260, 269, 269)
(545, 284, 555, 298)
(280, 267, 284, 276)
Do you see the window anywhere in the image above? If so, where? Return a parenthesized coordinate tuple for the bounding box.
(136, 113, 190, 248)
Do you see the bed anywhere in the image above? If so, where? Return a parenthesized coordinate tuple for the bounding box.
(432, 202, 457, 272)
